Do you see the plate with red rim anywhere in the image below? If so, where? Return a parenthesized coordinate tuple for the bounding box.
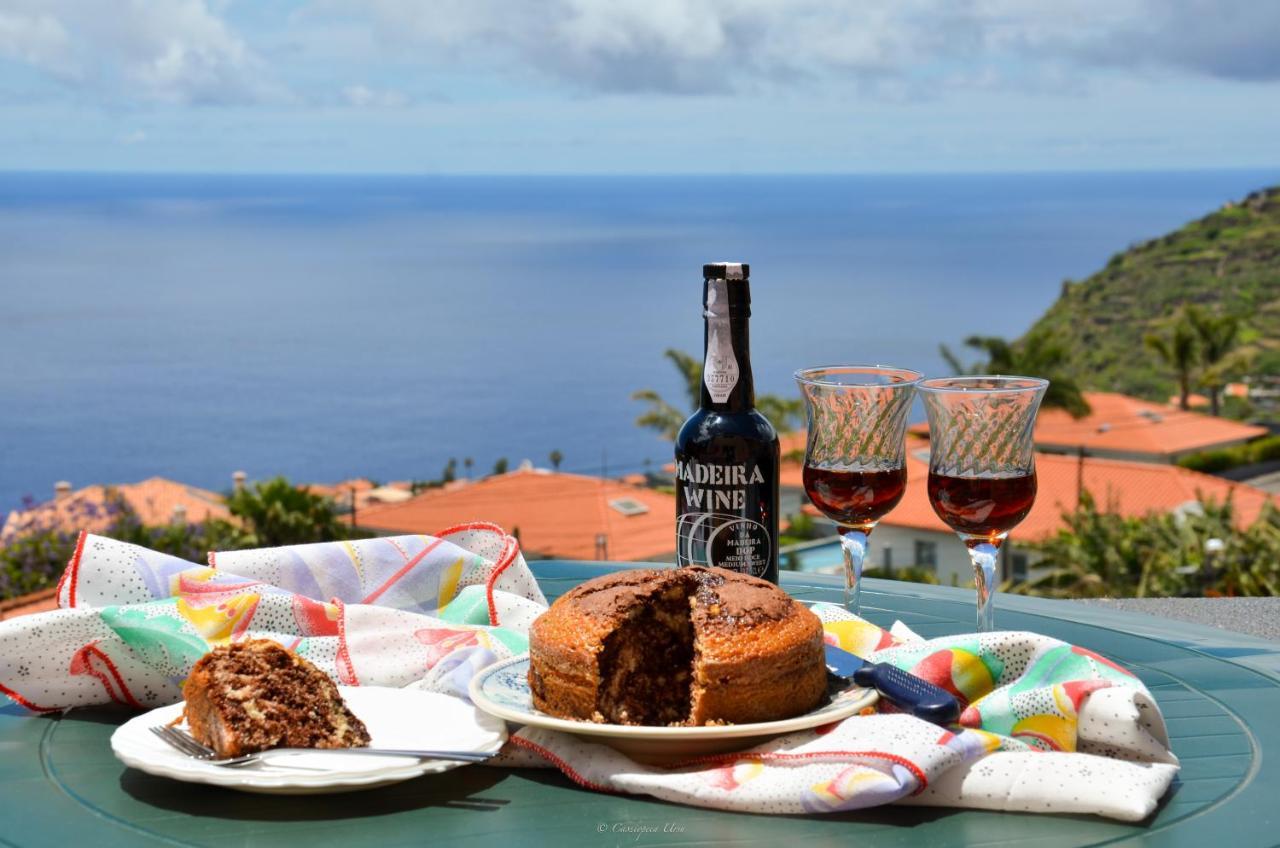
(111, 686, 507, 794)
(469, 654, 878, 763)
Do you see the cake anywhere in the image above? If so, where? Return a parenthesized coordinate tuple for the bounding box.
(528, 566, 827, 726)
(181, 639, 371, 758)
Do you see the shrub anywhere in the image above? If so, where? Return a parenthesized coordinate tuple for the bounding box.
(1013, 492, 1280, 598)
(1178, 435, 1280, 473)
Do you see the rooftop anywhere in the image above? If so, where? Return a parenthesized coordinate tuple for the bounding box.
(353, 468, 678, 561)
(783, 434, 1280, 541)
(909, 391, 1268, 460)
(303, 478, 422, 512)
(2, 477, 233, 541)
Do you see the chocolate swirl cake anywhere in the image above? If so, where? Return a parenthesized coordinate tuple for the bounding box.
(182, 639, 370, 758)
(528, 566, 826, 726)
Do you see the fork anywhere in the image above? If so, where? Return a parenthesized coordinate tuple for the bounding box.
(150, 725, 497, 768)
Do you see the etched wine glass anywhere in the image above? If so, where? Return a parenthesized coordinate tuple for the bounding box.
(918, 376, 1048, 632)
(794, 365, 922, 615)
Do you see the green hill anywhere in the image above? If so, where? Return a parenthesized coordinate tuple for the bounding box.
(1025, 186, 1280, 400)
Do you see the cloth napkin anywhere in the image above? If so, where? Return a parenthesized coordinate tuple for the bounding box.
(0, 526, 545, 710)
(0, 531, 1178, 822)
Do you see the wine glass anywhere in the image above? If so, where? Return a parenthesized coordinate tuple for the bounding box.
(918, 376, 1048, 632)
(794, 365, 922, 615)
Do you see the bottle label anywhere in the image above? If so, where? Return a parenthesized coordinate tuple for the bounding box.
(675, 457, 773, 578)
(703, 279, 738, 403)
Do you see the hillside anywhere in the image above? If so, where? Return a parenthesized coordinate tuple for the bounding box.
(1025, 186, 1280, 400)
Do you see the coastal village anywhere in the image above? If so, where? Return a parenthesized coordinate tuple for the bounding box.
(4, 387, 1277, 622)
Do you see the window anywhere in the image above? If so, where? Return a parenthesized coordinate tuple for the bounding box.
(608, 497, 650, 516)
(914, 540, 937, 569)
(882, 547, 893, 570)
(1012, 552, 1029, 581)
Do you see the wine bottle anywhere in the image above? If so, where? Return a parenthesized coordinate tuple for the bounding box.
(674, 262, 780, 583)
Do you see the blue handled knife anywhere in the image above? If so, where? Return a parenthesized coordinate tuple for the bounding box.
(825, 644, 960, 725)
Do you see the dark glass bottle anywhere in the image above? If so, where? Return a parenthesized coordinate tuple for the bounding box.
(674, 262, 780, 583)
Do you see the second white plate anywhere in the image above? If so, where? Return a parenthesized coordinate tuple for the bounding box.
(111, 686, 507, 794)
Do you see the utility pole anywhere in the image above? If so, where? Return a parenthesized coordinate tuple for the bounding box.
(1076, 444, 1086, 505)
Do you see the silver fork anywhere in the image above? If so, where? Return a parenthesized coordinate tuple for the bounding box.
(150, 725, 496, 769)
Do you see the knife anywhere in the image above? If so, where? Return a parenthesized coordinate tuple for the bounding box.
(824, 644, 960, 725)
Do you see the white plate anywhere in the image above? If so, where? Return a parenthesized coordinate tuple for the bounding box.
(111, 686, 507, 794)
(470, 655, 878, 763)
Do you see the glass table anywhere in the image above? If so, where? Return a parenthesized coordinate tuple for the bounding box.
(2, 561, 1277, 847)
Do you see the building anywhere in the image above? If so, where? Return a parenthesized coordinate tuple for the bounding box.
(353, 468, 678, 562)
(304, 479, 417, 515)
(908, 391, 1266, 465)
(1033, 392, 1267, 463)
(2, 477, 234, 542)
(780, 432, 1280, 585)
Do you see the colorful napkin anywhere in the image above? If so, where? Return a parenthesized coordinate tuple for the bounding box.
(0, 526, 544, 710)
(508, 607, 1178, 821)
(0, 531, 1177, 821)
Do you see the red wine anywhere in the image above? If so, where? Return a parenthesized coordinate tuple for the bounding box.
(927, 472, 1037, 537)
(803, 465, 906, 529)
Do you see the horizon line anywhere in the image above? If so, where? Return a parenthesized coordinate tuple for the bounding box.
(1, 165, 1278, 180)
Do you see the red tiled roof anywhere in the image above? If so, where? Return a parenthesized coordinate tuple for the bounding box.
(910, 392, 1265, 458)
(1033, 392, 1266, 457)
(305, 479, 376, 500)
(2, 477, 232, 540)
(353, 469, 677, 562)
(784, 435, 1280, 541)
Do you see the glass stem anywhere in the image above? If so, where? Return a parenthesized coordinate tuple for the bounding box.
(969, 541, 1000, 632)
(839, 529, 869, 616)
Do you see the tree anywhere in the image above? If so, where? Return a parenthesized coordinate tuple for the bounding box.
(463, 457, 474, 479)
(1144, 309, 1198, 411)
(1186, 306, 1245, 417)
(631, 348, 804, 440)
(227, 476, 351, 547)
(492, 457, 509, 475)
(631, 349, 702, 440)
(939, 330, 1091, 418)
(549, 449, 563, 470)
(1012, 493, 1280, 599)
(442, 458, 458, 483)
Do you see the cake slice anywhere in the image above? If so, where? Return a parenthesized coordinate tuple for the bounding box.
(182, 639, 371, 758)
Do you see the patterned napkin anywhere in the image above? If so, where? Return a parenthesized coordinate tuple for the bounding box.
(0, 526, 544, 710)
(0, 531, 1177, 821)
(509, 607, 1179, 821)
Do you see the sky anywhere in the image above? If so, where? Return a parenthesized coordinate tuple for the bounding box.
(0, 0, 1278, 174)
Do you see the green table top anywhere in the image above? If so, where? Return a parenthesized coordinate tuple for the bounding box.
(3, 562, 1279, 848)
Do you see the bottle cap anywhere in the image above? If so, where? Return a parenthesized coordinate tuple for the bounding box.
(703, 263, 749, 280)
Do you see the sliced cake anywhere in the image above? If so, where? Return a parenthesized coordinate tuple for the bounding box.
(182, 639, 370, 758)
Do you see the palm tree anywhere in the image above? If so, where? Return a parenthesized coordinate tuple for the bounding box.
(632, 349, 803, 439)
(1144, 309, 1198, 411)
(939, 330, 1091, 418)
(1185, 306, 1244, 417)
(549, 449, 563, 470)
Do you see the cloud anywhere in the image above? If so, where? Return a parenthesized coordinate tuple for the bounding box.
(313, 0, 1280, 95)
(4, 0, 1277, 110)
(341, 83, 409, 108)
(0, 0, 279, 104)
(1084, 0, 1280, 81)
(0, 9, 75, 77)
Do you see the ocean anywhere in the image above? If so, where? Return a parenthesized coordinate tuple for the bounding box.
(2, 169, 1276, 511)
